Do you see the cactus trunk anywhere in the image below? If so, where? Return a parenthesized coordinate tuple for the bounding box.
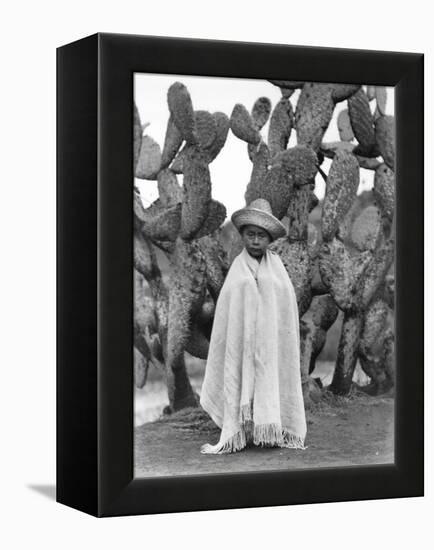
(330, 312, 364, 395)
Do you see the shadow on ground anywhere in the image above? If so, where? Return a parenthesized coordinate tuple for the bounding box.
(27, 484, 56, 501)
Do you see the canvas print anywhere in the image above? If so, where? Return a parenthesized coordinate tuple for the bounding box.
(133, 74, 395, 477)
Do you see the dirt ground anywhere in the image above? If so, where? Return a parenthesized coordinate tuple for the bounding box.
(134, 389, 394, 478)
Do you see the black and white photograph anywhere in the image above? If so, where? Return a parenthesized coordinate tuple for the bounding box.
(133, 74, 396, 478)
(1, 0, 429, 542)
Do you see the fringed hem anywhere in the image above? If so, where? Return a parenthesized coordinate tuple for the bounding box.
(282, 429, 307, 450)
(200, 429, 247, 454)
(253, 423, 284, 447)
(201, 422, 306, 454)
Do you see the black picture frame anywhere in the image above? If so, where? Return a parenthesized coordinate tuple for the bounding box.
(56, 32, 424, 517)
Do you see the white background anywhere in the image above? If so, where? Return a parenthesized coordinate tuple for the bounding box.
(0, 1, 431, 548)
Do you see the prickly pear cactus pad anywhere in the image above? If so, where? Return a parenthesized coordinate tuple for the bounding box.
(260, 163, 292, 219)
(321, 150, 359, 241)
(193, 200, 227, 240)
(276, 145, 318, 186)
(245, 141, 270, 204)
(351, 206, 383, 252)
(268, 80, 304, 90)
(373, 164, 395, 222)
(347, 88, 377, 156)
(160, 116, 183, 169)
(167, 81, 196, 144)
(229, 103, 261, 145)
(269, 238, 312, 315)
(359, 238, 395, 309)
(134, 229, 157, 280)
(167, 239, 207, 368)
(251, 97, 272, 130)
(194, 110, 217, 149)
(180, 147, 212, 240)
(318, 238, 355, 311)
(375, 115, 395, 170)
(267, 98, 294, 157)
(295, 83, 335, 152)
(359, 296, 389, 354)
(286, 186, 313, 241)
(331, 84, 361, 102)
(135, 135, 162, 180)
(134, 103, 143, 171)
(337, 109, 354, 142)
(312, 294, 339, 329)
(206, 112, 230, 162)
(157, 169, 183, 207)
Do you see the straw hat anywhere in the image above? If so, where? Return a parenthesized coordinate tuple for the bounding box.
(231, 198, 287, 241)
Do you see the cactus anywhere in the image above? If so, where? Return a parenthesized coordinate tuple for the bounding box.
(267, 98, 294, 157)
(321, 150, 359, 241)
(268, 80, 304, 90)
(135, 135, 162, 180)
(229, 103, 261, 145)
(331, 84, 360, 102)
(133, 86, 229, 411)
(206, 112, 230, 162)
(259, 163, 292, 219)
(134, 103, 142, 171)
(373, 164, 395, 222)
(374, 86, 388, 116)
(347, 88, 378, 157)
(295, 83, 335, 152)
(337, 109, 354, 142)
(226, 82, 394, 399)
(318, 238, 356, 310)
(350, 205, 382, 252)
(323, 215, 394, 395)
(134, 77, 395, 412)
(329, 312, 364, 395)
(134, 192, 181, 242)
(134, 347, 149, 389)
(194, 110, 217, 149)
(245, 141, 270, 204)
(375, 115, 395, 169)
(180, 147, 212, 239)
(167, 82, 196, 143)
(285, 185, 313, 242)
(160, 116, 183, 169)
(270, 237, 312, 315)
(167, 239, 207, 372)
(157, 169, 183, 207)
(276, 145, 318, 186)
(170, 112, 230, 173)
(299, 295, 339, 405)
(358, 296, 394, 394)
(251, 97, 272, 130)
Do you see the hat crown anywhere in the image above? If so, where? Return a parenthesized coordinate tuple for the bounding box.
(246, 198, 273, 215)
(231, 197, 286, 241)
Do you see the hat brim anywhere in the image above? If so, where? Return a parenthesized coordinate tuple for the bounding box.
(231, 207, 287, 241)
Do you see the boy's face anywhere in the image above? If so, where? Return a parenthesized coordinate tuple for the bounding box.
(241, 224, 271, 258)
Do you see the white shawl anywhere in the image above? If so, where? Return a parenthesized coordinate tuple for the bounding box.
(200, 247, 307, 454)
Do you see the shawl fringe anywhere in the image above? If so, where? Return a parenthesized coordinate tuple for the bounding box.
(200, 421, 306, 454)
